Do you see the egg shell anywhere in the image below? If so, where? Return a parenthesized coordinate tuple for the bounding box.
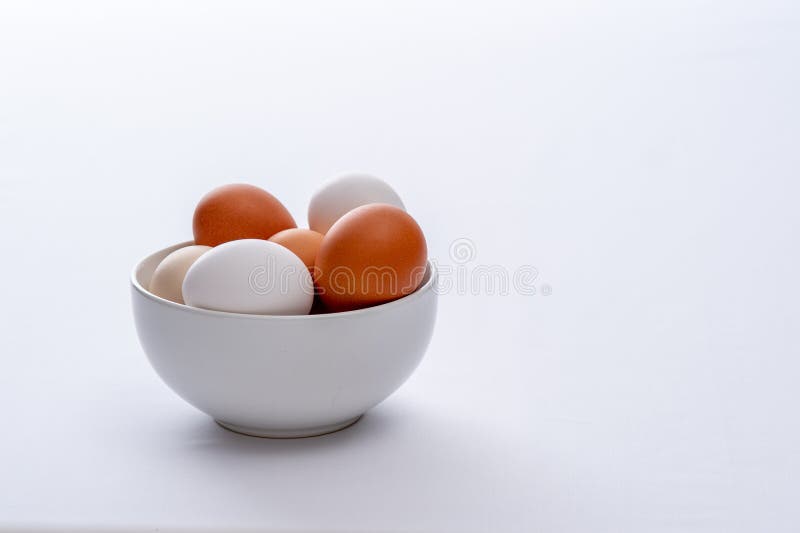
(308, 173, 405, 234)
(182, 239, 313, 315)
(193, 183, 296, 246)
(315, 203, 427, 312)
(148, 245, 211, 304)
(268, 228, 324, 272)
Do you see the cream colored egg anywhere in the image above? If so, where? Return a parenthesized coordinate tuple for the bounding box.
(149, 245, 211, 304)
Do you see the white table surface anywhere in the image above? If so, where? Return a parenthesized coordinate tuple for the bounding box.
(1, 1, 799, 531)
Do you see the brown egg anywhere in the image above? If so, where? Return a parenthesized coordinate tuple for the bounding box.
(315, 203, 427, 312)
(193, 184, 296, 247)
(268, 228, 324, 272)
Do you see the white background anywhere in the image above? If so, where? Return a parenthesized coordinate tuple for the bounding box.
(1, 1, 799, 531)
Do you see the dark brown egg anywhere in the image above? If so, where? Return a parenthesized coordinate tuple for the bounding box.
(315, 203, 427, 312)
(193, 184, 296, 247)
(268, 228, 324, 273)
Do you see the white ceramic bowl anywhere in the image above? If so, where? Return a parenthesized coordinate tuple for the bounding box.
(131, 241, 438, 438)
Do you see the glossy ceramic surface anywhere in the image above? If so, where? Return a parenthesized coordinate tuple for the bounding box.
(131, 241, 438, 438)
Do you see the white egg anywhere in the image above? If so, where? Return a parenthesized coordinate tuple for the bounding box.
(182, 239, 313, 315)
(308, 173, 405, 234)
(149, 245, 211, 304)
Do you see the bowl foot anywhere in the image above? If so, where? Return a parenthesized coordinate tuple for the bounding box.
(215, 415, 362, 439)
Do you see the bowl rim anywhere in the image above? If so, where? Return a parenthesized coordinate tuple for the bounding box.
(131, 240, 438, 321)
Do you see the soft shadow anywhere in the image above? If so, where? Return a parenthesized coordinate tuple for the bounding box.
(170, 406, 406, 458)
(142, 403, 547, 529)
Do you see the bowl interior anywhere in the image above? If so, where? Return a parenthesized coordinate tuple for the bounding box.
(133, 241, 434, 318)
